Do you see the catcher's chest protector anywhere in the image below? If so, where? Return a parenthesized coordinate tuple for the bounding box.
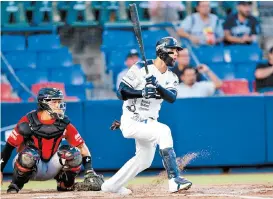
(26, 111, 70, 162)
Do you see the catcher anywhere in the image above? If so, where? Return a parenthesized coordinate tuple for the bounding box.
(0, 88, 103, 193)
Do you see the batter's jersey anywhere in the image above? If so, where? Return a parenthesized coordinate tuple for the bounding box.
(7, 111, 84, 161)
(121, 60, 179, 120)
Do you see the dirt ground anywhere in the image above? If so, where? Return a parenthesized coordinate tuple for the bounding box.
(1, 183, 273, 199)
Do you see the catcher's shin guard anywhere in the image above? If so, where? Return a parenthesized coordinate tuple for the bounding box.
(8, 147, 40, 193)
(159, 147, 179, 179)
(55, 145, 82, 191)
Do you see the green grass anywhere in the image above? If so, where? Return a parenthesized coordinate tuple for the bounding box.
(1, 173, 273, 191)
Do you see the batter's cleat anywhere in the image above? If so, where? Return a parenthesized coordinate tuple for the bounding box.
(101, 183, 132, 195)
(168, 176, 192, 193)
(7, 183, 20, 194)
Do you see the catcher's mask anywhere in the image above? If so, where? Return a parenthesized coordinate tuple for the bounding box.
(37, 87, 66, 119)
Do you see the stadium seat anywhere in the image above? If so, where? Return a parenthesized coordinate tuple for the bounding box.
(66, 1, 87, 24)
(11, 69, 49, 90)
(1, 35, 25, 52)
(33, 1, 53, 25)
(221, 79, 250, 95)
(31, 82, 79, 101)
(102, 30, 136, 48)
(108, 51, 127, 70)
(193, 46, 225, 64)
(65, 84, 91, 100)
(1, 1, 20, 25)
(1, 83, 21, 102)
(37, 48, 73, 68)
(145, 48, 156, 59)
(209, 63, 235, 80)
(49, 66, 86, 85)
(227, 45, 262, 63)
(4, 51, 37, 69)
(235, 63, 257, 81)
(28, 34, 61, 51)
(142, 30, 169, 48)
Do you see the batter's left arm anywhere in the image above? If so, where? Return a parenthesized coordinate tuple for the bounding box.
(156, 86, 177, 103)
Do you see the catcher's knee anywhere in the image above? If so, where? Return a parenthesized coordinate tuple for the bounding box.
(57, 145, 82, 171)
(56, 145, 82, 191)
(16, 147, 40, 172)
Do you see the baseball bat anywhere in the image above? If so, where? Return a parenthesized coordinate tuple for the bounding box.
(129, 3, 149, 74)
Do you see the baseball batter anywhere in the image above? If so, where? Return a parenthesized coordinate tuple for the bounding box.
(0, 88, 103, 193)
(102, 37, 192, 195)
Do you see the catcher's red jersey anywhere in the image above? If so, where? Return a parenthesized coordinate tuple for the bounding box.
(7, 112, 84, 161)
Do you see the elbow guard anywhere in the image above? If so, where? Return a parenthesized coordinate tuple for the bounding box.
(116, 82, 128, 101)
(116, 82, 142, 101)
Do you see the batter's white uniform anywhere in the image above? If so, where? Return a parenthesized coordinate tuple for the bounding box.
(103, 60, 179, 192)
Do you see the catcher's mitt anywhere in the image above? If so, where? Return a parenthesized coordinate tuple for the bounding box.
(74, 170, 104, 191)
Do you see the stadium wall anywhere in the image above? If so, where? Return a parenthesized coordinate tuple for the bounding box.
(1, 96, 273, 173)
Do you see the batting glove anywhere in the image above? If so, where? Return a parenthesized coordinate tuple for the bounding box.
(142, 84, 157, 99)
(145, 75, 159, 88)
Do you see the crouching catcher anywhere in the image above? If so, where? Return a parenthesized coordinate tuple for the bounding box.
(0, 88, 103, 193)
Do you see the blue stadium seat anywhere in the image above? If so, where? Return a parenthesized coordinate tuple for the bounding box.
(142, 30, 169, 48)
(108, 50, 128, 70)
(37, 48, 73, 68)
(33, 1, 53, 25)
(28, 34, 61, 51)
(50, 66, 85, 85)
(227, 45, 262, 63)
(2, 35, 25, 52)
(145, 48, 156, 59)
(5, 51, 36, 69)
(209, 63, 235, 80)
(9, 69, 48, 91)
(234, 63, 257, 81)
(193, 46, 225, 64)
(66, 1, 86, 24)
(1, 1, 20, 25)
(65, 84, 93, 100)
(102, 30, 136, 48)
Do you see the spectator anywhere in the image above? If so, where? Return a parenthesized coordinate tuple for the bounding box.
(171, 48, 202, 83)
(223, 1, 260, 45)
(176, 65, 222, 98)
(116, 49, 140, 90)
(255, 47, 273, 92)
(176, 1, 224, 45)
(148, 1, 185, 23)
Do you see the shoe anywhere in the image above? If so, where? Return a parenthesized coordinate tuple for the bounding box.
(168, 176, 192, 193)
(101, 183, 132, 195)
(7, 183, 20, 194)
(116, 187, 132, 195)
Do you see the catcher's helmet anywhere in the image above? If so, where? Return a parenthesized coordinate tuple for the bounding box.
(37, 87, 66, 119)
(156, 37, 183, 66)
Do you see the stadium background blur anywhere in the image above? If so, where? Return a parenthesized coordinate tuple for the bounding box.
(1, 1, 273, 175)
